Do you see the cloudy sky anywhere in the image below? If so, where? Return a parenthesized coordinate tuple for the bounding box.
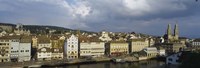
(0, 0, 199, 38)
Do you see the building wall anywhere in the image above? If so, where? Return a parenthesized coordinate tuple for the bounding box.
(192, 41, 200, 48)
(80, 42, 105, 57)
(52, 53, 63, 59)
(37, 52, 52, 60)
(18, 43, 31, 62)
(51, 40, 64, 60)
(66, 34, 78, 59)
(37, 43, 52, 60)
(90, 42, 105, 57)
(80, 42, 91, 57)
(131, 40, 148, 52)
(38, 43, 51, 49)
(0, 40, 10, 62)
(32, 37, 38, 48)
(166, 52, 182, 65)
(108, 42, 129, 56)
(10, 39, 20, 59)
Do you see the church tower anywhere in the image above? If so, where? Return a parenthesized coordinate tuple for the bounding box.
(167, 24, 172, 40)
(174, 24, 179, 40)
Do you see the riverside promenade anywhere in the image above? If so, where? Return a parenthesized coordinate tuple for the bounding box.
(0, 56, 141, 68)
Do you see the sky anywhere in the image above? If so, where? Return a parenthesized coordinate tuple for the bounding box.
(0, 0, 200, 38)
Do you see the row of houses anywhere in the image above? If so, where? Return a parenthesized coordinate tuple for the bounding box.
(0, 36, 31, 62)
(0, 34, 156, 62)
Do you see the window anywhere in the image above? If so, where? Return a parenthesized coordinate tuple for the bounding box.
(168, 58, 172, 61)
(26, 50, 29, 52)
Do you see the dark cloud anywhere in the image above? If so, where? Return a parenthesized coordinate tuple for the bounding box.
(0, 0, 199, 38)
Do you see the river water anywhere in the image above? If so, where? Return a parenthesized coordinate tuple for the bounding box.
(59, 60, 167, 68)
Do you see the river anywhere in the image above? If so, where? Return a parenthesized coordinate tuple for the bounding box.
(58, 60, 167, 68)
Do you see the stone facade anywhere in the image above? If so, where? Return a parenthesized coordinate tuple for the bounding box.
(105, 41, 129, 56)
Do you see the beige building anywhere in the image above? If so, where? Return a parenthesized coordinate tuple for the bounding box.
(51, 35, 64, 60)
(130, 38, 149, 52)
(79, 37, 105, 57)
(105, 41, 129, 56)
(37, 36, 52, 61)
(32, 36, 38, 48)
(0, 38, 10, 62)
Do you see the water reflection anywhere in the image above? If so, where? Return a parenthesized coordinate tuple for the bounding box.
(61, 60, 166, 68)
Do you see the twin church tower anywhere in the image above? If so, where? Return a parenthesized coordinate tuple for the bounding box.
(164, 24, 179, 43)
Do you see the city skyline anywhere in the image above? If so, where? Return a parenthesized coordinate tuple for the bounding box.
(0, 0, 200, 38)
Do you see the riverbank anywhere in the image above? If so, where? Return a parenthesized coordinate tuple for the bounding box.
(0, 56, 166, 68)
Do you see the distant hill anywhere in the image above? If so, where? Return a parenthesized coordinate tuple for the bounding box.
(0, 23, 154, 38)
(0, 23, 96, 34)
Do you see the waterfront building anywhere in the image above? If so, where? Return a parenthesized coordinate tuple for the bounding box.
(105, 41, 129, 56)
(166, 52, 182, 65)
(79, 36, 105, 57)
(192, 39, 200, 49)
(18, 36, 31, 62)
(9, 36, 21, 62)
(65, 34, 79, 59)
(0, 35, 32, 62)
(157, 43, 184, 55)
(130, 38, 149, 53)
(0, 37, 10, 62)
(37, 36, 52, 61)
(143, 47, 158, 58)
(99, 31, 112, 42)
(51, 35, 64, 60)
(158, 49, 166, 56)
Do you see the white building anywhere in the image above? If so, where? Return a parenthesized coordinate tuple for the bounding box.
(158, 49, 166, 56)
(143, 47, 158, 58)
(0, 35, 31, 62)
(37, 36, 52, 61)
(65, 34, 79, 59)
(192, 39, 200, 48)
(18, 36, 31, 62)
(10, 36, 21, 62)
(166, 52, 182, 65)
